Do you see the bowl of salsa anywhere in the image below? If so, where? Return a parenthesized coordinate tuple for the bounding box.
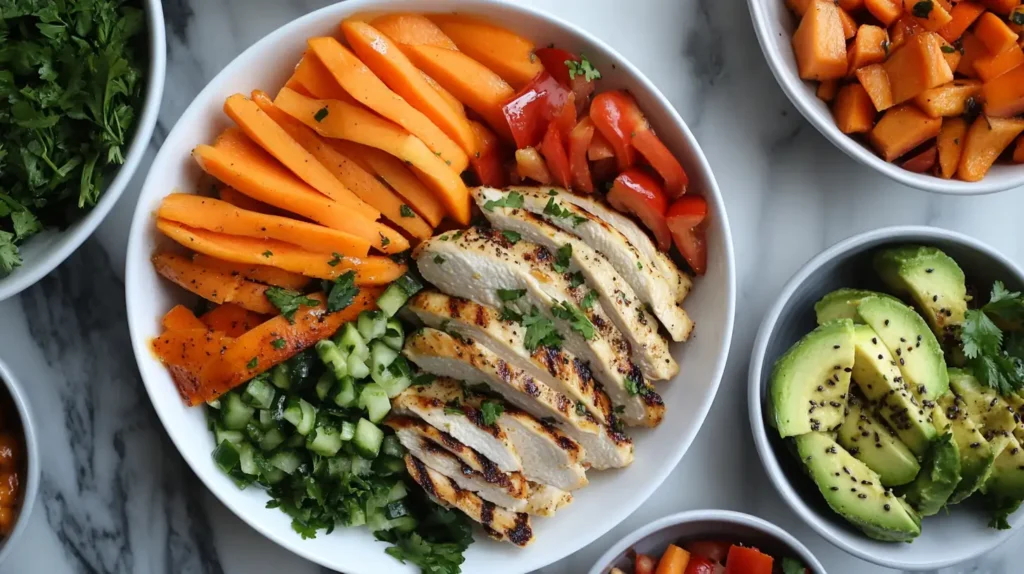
(0, 359, 39, 565)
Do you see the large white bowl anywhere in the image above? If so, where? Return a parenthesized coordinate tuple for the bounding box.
(0, 0, 166, 301)
(746, 1, 1024, 195)
(123, 1, 736, 572)
(749, 226, 1024, 570)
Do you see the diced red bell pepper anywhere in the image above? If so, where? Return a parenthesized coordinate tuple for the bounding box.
(533, 47, 594, 114)
(685, 540, 731, 564)
(540, 122, 572, 189)
(568, 117, 596, 193)
(608, 169, 671, 251)
(502, 71, 570, 149)
(724, 545, 773, 574)
(553, 92, 578, 138)
(469, 121, 508, 188)
(683, 556, 719, 574)
(515, 146, 553, 184)
(588, 130, 616, 161)
(666, 195, 709, 275)
(634, 129, 688, 198)
(635, 554, 657, 574)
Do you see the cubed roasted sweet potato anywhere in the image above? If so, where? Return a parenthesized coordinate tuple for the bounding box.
(839, 8, 858, 39)
(856, 64, 895, 110)
(904, 0, 953, 31)
(848, 25, 891, 73)
(957, 32, 988, 77)
(975, 12, 1020, 54)
(890, 15, 924, 51)
(957, 116, 1024, 180)
(883, 32, 954, 104)
(974, 46, 1024, 81)
(817, 79, 840, 101)
(1013, 136, 1024, 163)
(913, 80, 983, 116)
(937, 117, 968, 178)
(793, 1, 849, 80)
(869, 104, 943, 161)
(981, 0, 1020, 16)
(982, 65, 1024, 117)
(901, 145, 938, 173)
(938, 1, 986, 42)
(866, 0, 905, 26)
(833, 83, 879, 133)
(936, 35, 962, 72)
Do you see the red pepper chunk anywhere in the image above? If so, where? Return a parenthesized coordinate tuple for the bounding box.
(469, 120, 508, 188)
(501, 71, 570, 149)
(533, 47, 595, 114)
(666, 195, 708, 276)
(683, 556, 718, 574)
(568, 118, 596, 193)
(724, 545, 773, 574)
(608, 169, 671, 251)
(540, 122, 572, 189)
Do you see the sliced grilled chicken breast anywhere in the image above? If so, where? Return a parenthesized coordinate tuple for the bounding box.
(473, 188, 676, 380)
(524, 483, 573, 517)
(415, 227, 665, 427)
(405, 328, 635, 469)
(407, 290, 613, 425)
(391, 379, 522, 472)
(496, 406, 589, 491)
(405, 455, 534, 547)
(496, 187, 693, 341)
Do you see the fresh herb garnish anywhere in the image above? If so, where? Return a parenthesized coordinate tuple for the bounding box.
(327, 271, 359, 312)
(580, 290, 598, 310)
(497, 288, 526, 302)
(575, 401, 587, 416)
(565, 55, 602, 82)
(912, 0, 933, 18)
(499, 306, 523, 323)
(501, 230, 521, 244)
(781, 557, 807, 574)
(553, 244, 572, 273)
(482, 191, 524, 212)
(314, 107, 329, 122)
(327, 252, 343, 267)
(412, 372, 436, 387)
(265, 288, 319, 322)
(400, 204, 415, 218)
(480, 400, 505, 425)
(522, 306, 563, 350)
(378, 505, 473, 574)
(434, 255, 446, 265)
(380, 233, 391, 247)
(444, 400, 464, 416)
(271, 338, 287, 350)
(551, 300, 595, 340)
(568, 271, 585, 289)
(263, 250, 274, 258)
(246, 357, 258, 369)
(543, 198, 586, 227)
(961, 281, 1024, 395)
(624, 371, 641, 395)
(940, 45, 956, 53)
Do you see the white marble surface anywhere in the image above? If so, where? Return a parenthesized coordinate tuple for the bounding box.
(1, 0, 1023, 572)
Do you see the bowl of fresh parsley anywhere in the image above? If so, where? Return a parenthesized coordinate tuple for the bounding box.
(0, 0, 166, 300)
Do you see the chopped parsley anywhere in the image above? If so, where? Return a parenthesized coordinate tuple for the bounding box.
(912, 0, 933, 18)
(565, 55, 602, 82)
(624, 371, 641, 395)
(379, 233, 390, 247)
(961, 281, 1024, 395)
(434, 255, 446, 265)
(547, 189, 559, 196)
(543, 198, 586, 227)
(271, 338, 287, 350)
(327, 252, 343, 267)
(246, 357, 258, 370)
(580, 290, 598, 310)
(522, 306, 563, 350)
(551, 300, 596, 340)
(263, 250, 274, 258)
(314, 107, 329, 122)
(480, 400, 505, 426)
(265, 288, 319, 322)
(499, 306, 523, 323)
(443, 400, 464, 416)
(326, 270, 360, 312)
(940, 44, 956, 53)
(482, 191, 524, 212)
(568, 271, 586, 289)
(575, 401, 587, 416)
(400, 204, 415, 218)
(497, 288, 526, 302)
(553, 244, 572, 273)
(412, 372, 436, 387)
(781, 557, 806, 574)
(501, 230, 521, 244)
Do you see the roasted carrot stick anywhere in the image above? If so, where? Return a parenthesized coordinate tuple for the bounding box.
(193, 254, 311, 291)
(370, 13, 458, 49)
(152, 252, 276, 314)
(429, 14, 544, 90)
(200, 303, 267, 337)
(218, 185, 285, 216)
(342, 142, 447, 226)
(162, 305, 207, 331)
(151, 328, 233, 404)
(284, 52, 354, 102)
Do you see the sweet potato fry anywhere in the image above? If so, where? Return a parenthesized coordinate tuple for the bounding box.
(937, 117, 968, 178)
(429, 14, 544, 89)
(192, 254, 311, 291)
(345, 143, 447, 227)
(152, 252, 277, 314)
(957, 115, 1024, 181)
(370, 13, 458, 49)
(162, 305, 206, 332)
(200, 303, 267, 337)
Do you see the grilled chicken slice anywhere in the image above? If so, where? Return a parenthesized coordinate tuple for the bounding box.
(415, 227, 665, 427)
(405, 455, 534, 547)
(497, 406, 588, 490)
(496, 187, 693, 341)
(407, 290, 613, 425)
(524, 483, 573, 517)
(473, 188, 677, 380)
(391, 379, 522, 472)
(405, 328, 635, 469)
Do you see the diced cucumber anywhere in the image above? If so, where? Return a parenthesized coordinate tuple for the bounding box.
(258, 409, 275, 428)
(307, 425, 343, 457)
(244, 421, 265, 445)
(269, 450, 302, 475)
(378, 273, 424, 317)
(336, 323, 368, 359)
(270, 363, 291, 390)
(354, 418, 384, 458)
(387, 480, 408, 503)
(315, 339, 348, 379)
(221, 392, 255, 430)
(344, 501, 366, 527)
(282, 397, 317, 435)
(239, 442, 259, 476)
(351, 454, 374, 476)
(212, 440, 241, 473)
(358, 384, 391, 423)
(260, 467, 286, 485)
(372, 455, 405, 476)
(242, 376, 276, 410)
(370, 341, 399, 377)
(283, 432, 304, 449)
(315, 372, 334, 401)
(328, 456, 352, 477)
(339, 420, 356, 442)
(331, 377, 358, 408)
(378, 365, 412, 398)
(381, 319, 404, 350)
(367, 506, 390, 532)
(381, 435, 405, 458)
(358, 310, 388, 341)
(386, 500, 409, 519)
(258, 427, 286, 452)
(347, 353, 370, 379)
(214, 425, 245, 446)
(387, 516, 418, 534)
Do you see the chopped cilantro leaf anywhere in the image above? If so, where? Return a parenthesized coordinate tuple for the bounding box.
(444, 400, 464, 416)
(565, 55, 602, 82)
(912, 0, 933, 18)
(568, 271, 586, 289)
(482, 191, 524, 212)
(400, 204, 415, 218)
(263, 250, 274, 258)
(501, 230, 521, 243)
(497, 288, 526, 302)
(480, 400, 505, 425)
(380, 233, 390, 247)
(327, 271, 359, 312)
(434, 255, 446, 265)
(499, 306, 523, 323)
(265, 288, 319, 323)
(543, 197, 586, 226)
(327, 252, 343, 267)
(412, 372, 436, 387)
(551, 300, 596, 340)
(246, 357, 258, 370)
(553, 244, 572, 273)
(575, 401, 587, 416)
(271, 338, 287, 350)
(522, 306, 563, 350)
(580, 290, 598, 310)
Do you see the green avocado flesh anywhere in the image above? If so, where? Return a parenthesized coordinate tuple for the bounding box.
(770, 320, 855, 438)
(949, 369, 1019, 456)
(934, 392, 996, 505)
(902, 433, 962, 516)
(874, 246, 967, 343)
(814, 289, 901, 325)
(796, 432, 922, 542)
(838, 391, 920, 486)
(982, 435, 1024, 525)
(857, 296, 949, 403)
(851, 324, 937, 456)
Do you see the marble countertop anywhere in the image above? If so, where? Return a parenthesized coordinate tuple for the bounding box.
(2, 0, 1023, 572)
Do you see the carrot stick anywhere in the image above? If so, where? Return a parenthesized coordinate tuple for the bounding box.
(151, 328, 233, 404)
(274, 87, 471, 225)
(200, 303, 266, 337)
(420, 71, 466, 117)
(343, 142, 446, 226)
(152, 252, 277, 314)
(218, 185, 286, 216)
(654, 544, 691, 574)
(370, 13, 458, 49)
(193, 254, 311, 291)
(162, 305, 207, 331)
(158, 193, 372, 257)
(156, 219, 408, 283)
(284, 52, 359, 103)
(429, 15, 544, 90)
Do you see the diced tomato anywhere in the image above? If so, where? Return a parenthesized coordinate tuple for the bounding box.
(723, 545, 773, 574)
(634, 130, 688, 198)
(533, 47, 594, 113)
(683, 556, 718, 574)
(636, 554, 658, 574)
(588, 130, 616, 161)
(469, 121, 508, 187)
(502, 71, 571, 149)
(568, 118, 596, 193)
(666, 195, 708, 275)
(540, 123, 572, 189)
(515, 147, 553, 184)
(684, 541, 731, 564)
(608, 169, 671, 251)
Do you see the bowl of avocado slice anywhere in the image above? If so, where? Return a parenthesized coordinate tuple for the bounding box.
(749, 225, 1024, 570)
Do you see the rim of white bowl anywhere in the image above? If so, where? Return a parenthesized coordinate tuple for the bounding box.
(0, 358, 41, 566)
(745, 1, 1024, 196)
(0, 0, 167, 302)
(124, 0, 737, 571)
(587, 509, 828, 574)
(748, 225, 1024, 570)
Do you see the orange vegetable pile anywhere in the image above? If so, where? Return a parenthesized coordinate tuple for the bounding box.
(788, 0, 1024, 181)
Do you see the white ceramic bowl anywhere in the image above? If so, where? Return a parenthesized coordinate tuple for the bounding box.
(123, 0, 736, 572)
(0, 0, 166, 301)
(746, 1, 1024, 195)
(749, 226, 1024, 570)
(0, 359, 40, 566)
(588, 510, 827, 574)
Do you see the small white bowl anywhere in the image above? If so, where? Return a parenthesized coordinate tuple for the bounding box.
(746, 1, 1024, 195)
(0, 359, 40, 566)
(0, 0, 166, 301)
(588, 509, 827, 574)
(749, 225, 1024, 570)
(123, 0, 737, 572)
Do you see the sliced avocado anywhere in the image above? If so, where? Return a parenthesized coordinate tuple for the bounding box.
(874, 246, 967, 343)
(815, 289, 901, 324)
(934, 392, 997, 504)
(901, 433, 961, 516)
(851, 324, 937, 456)
(796, 432, 922, 542)
(770, 319, 855, 438)
(1001, 392, 1024, 444)
(857, 296, 950, 403)
(981, 434, 1024, 527)
(837, 390, 920, 486)
(949, 368, 1018, 455)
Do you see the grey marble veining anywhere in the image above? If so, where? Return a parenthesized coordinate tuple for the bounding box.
(2, 0, 1024, 573)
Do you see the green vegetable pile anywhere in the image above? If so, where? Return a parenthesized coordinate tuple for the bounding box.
(0, 1, 146, 273)
(960, 281, 1024, 396)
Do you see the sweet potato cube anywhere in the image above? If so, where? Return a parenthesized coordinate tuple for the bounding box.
(935, 35, 962, 71)
(982, 65, 1024, 117)
(901, 145, 938, 173)
(957, 116, 1024, 180)
(883, 33, 954, 104)
(1013, 136, 1024, 163)
(793, 1, 849, 80)
(975, 12, 1020, 54)
(913, 80, 983, 116)
(981, 0, 1021, 16)
(904, 0, 953, 31)
(937, 117, 967, 178)
(938, 1, 986, 42)
(866, 0, 904, 26)
(957, 32, 988, 77)
(839, 0, 865, 9)
(834, 83, 879, 133)
(839, 8, 858, 39)
(817, 79, 840, 102)
(848, 25, 891, 73)
(869, 104, 943, 161)
(890, 15, 924, 51)
(974, 45, 1024, 81)
(856, 64, 895, 110)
